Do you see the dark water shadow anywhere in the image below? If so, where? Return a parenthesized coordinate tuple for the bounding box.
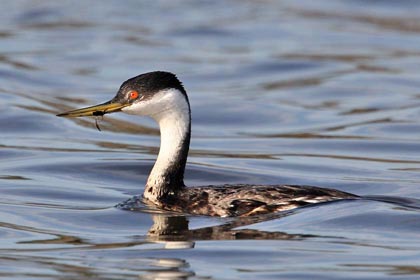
(363, 195, 420, 211)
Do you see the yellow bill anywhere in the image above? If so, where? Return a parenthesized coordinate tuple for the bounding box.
(57, 101, 129, 118)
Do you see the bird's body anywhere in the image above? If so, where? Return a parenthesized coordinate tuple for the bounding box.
(136, 184, 355, 217)
(58, 71, 357, 217)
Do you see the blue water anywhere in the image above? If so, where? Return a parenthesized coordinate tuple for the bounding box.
(1, 0, 420, 279)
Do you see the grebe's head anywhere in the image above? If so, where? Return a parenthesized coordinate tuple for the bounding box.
(57, 71, 189, 119)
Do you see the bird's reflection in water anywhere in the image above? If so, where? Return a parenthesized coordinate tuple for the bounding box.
(143, 257, 195, 279)
(146, 210, 317, 244)
(144, 212, 318, 279)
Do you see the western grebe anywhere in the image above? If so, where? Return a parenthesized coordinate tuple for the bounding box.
(57, 71, 357, 217)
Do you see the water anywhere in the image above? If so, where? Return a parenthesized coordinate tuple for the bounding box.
(1, 0, 420, 278)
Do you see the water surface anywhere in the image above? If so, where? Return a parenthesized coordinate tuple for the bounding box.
(1, 0, 420, 279)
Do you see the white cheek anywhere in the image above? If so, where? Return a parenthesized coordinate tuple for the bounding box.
(122, 100, 155, 116)
(121, 89, 189, 120)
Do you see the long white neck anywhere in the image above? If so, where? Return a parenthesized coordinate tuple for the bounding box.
(123, 89, 191, 203)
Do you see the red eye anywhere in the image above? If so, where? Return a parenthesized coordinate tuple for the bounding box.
(129, 90, 139, 100)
